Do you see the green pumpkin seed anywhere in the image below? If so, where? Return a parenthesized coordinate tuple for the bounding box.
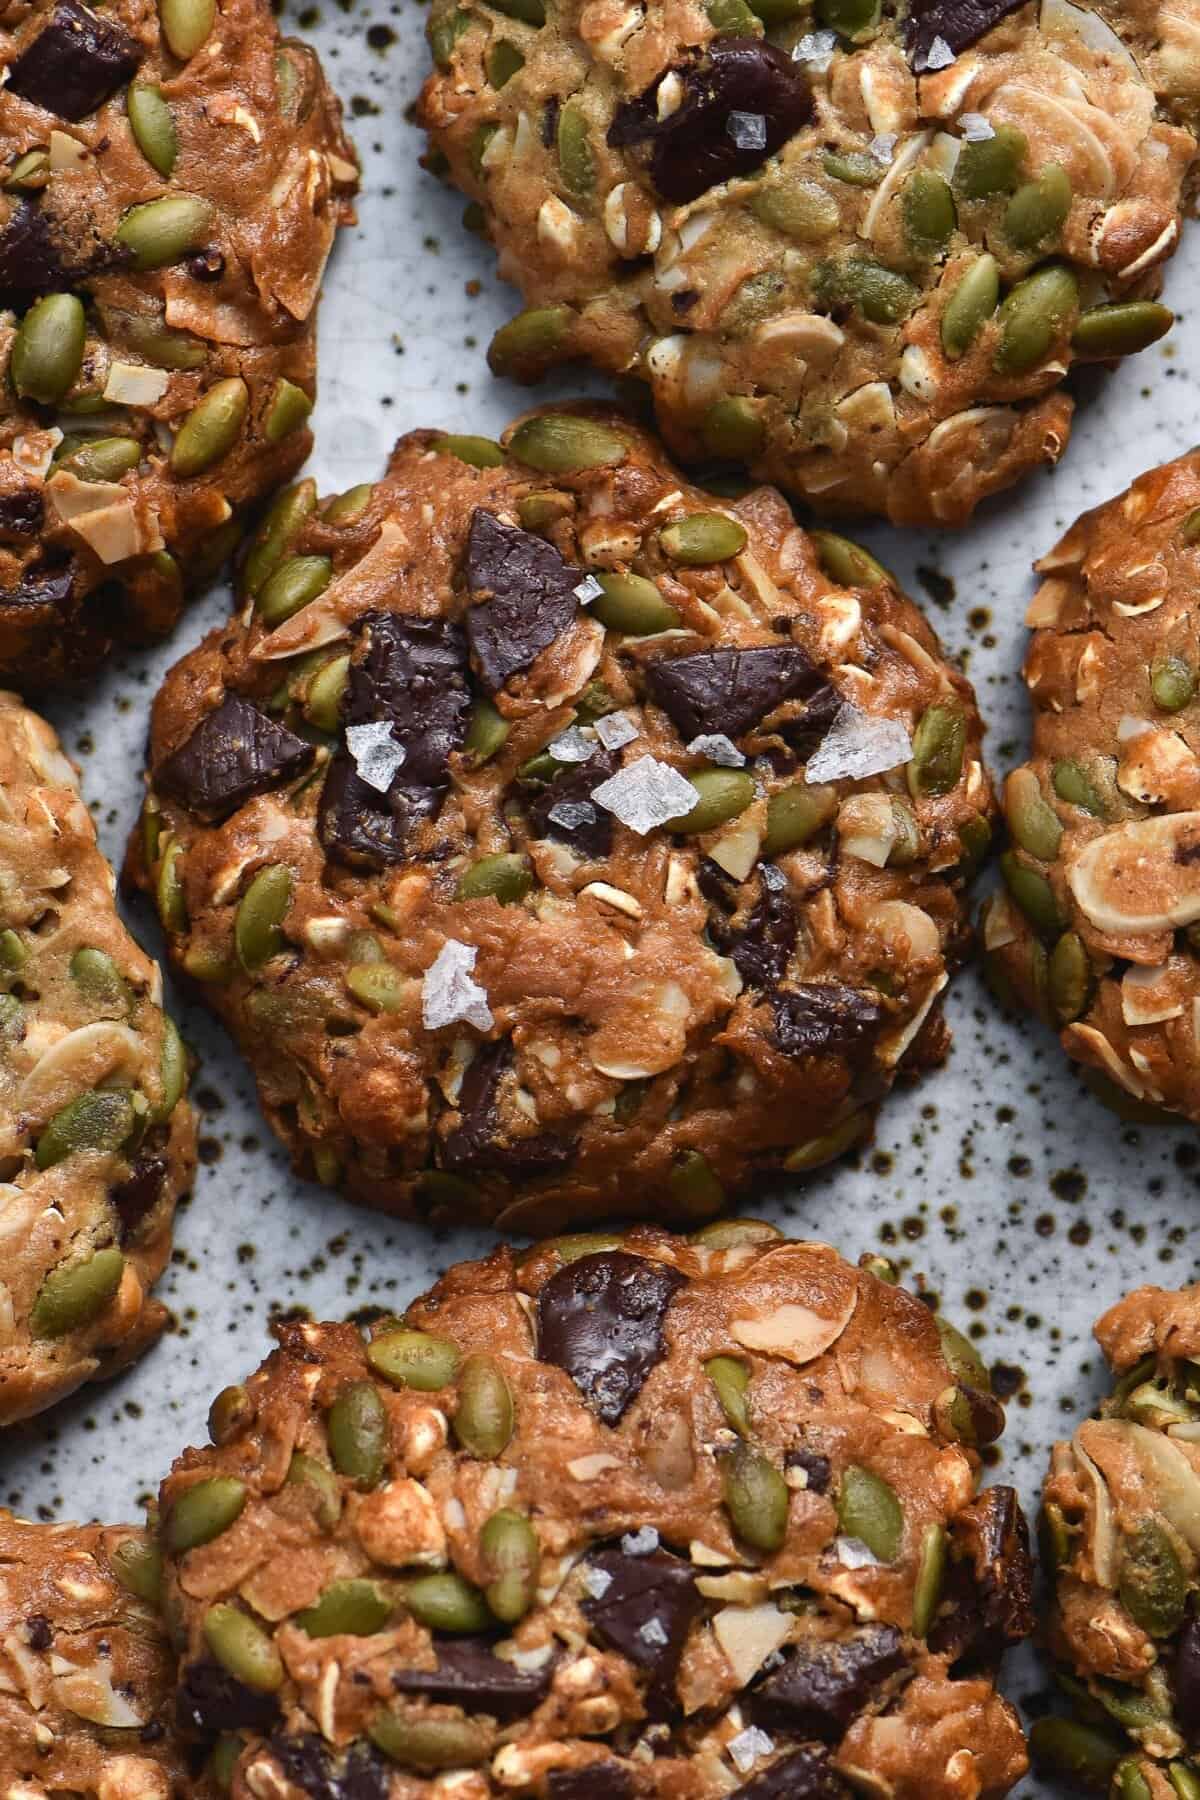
(454, 1354, 515, 1459)
(667, 1150, 724, 1218)
(810, 530, 890, 588)
(547, 1231, 624, 1261)
(1053, 757, 1108, 816)
(368, 1327, 461, 1391)
(36, 1090, 135, 1170)
(464, 698, 509, 762)
(1048, 931, 1092, 1025)
(208, 1736, 240, 1793)
(707, 0, 762, 29)
(1114, 1761, 1154, 1800)
(692, 1217, 782, 1249)
(70, 946, 130, 1010)
(1170, 1767, 1200, 1800)
(1001, 850, 1064, 938)
(749, 0, 808, 13)
(993, 262, 1078, 376)
(480, 1509, 538, 1622)
(1029, 1717, 1122, 1788)
(660, 513, 748, 564)
(116, 194, 214, 271)
(306, 654, 350, 732)
(439, 433, 505, 468)
(327, 1381, 388, 1488)
(763, 782, 837, 856)
(935, 1384, 1004, 1447)
(593, 572, 680, 635)
(820, 256, 918, 325)
(0, 928, 25, 971)
(1074, 300, 1174, 360)
(127, 83, 177, 177)
(257, 554, 332, 627)
(171, 377, 249, 476)
(156, 837, 188, 934)
(912, 1521, 947, 1637)
(455, 852, 533, 904)
(111, 1535, 163, 1606)
(1005, 767, 1062, 859)
(57, 436, 141, 482)
(907, 705, 966, 798)
(182, 945, 233, 984)
(1004, 164, 1071, 251)
(160, 0, 215, 54)
(487, 40, 524, 85)
(165, 1476, 247, 1552)
(30, 1245, 125, 1337)
(487, 0, 544, 18)
(954, 123, 1027, 198)
(722, 1444, 789, 1553)
(508, 413, 627, 474)
(940, 254, 999, 359)
(207, 1384, 252, 1446)
(286, 1451, 343, 1531)
(203, 1604, 283, 1692)
(234, 865, 292, 971)
(346, 963, 408, 1014)
(750, 177, 840, 241)
(836, 1465, 903, 1561)
(1152, 653, 1195, 712)
(816, 0, 881, 37)
(430, 7, 469, 68)
(369, 1710, 493, 1770)
(935, 1315, 991, 1389)
(324, 482, 375, 524)
(6, 148, 49, 191)
(264, 378, 313, 444)
(669, 767, 755, 835)
(120, 312, 207, 371)
(823, 149, 885, 187)
(296, 1577, 393, 1638)
(702, 397, 765, 459)
(1118, 1519, 1188, 1637)
(783, 1107, 871, 1172)
(468, 122, 498, 179)
(0, 991, 20, 1043)
(903, 170, 956, 254)
(399, 1571, 492, 1633)
(488, 307, 572, 377)
(245, 479, 318, 596)
(1039, 1498, 1072, 1571)
(557, 99, 593, 196)
(11, 294, 86, 405)
(706, 1355, 751, 1437)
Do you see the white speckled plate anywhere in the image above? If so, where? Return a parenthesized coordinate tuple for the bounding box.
(8, 9, 1200, 1791)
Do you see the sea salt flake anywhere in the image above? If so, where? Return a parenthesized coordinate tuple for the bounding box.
(622, 1525, 660, 1556)
(639, 1617, 669, 1646)
(869, 133, 897, 165)
(581, 1565, 613, 1599)
(594, 709, 639, 751)
(574, 574, 603, 604)
(960, 112, 994, 141)
(422, 940, 493, 1032)
(728, 1727, 774, 1774)
(592, 755, 698, 834)
(761, 863, 787, 891)
(345, 721, 406, 795)
(805, 704, 912, 784)
(688, 733, 745, 767)
(793, 29, 837, 71)
(548, 800, 598, 830)
(925, 34, 956, 69)
(835, 1535, 881, 1569)
(727, 110, 767, 151)
(548, 725, 596, 764)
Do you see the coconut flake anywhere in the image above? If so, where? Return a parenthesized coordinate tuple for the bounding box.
(792, 29, 837, 71)
(592, 755, 698, 834)
(103, 362, 169, 406)
(639, 1617, 669, 1646)
(806, 705, 912, 784)
(729, 1727, 774, 1774)
(581, 1564, 613, 1599)
(422, 941, 493, 1032)
(345, 721, 406, 794)
(548, 800, 598, 830)
(594, 709, 639, 751)
(622, 1525, 660, 1556)
(959, 112, 994, 140)
(688, 733, 746, 768)
(548, 725, 596, 764)
(925, 34, 956, 69)
(574, 574, 604, 604)
(835, 1536, 881, 1568)
(727, 111, 767, 150)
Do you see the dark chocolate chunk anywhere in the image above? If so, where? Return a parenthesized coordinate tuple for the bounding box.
(749, 1624, 908, 1739)
(317, 752, 414, 870)
(548, 1765, 636, 1800)
(770, 985, 884, 1070)
(902, 0, 1026, 73)
(929, 1487, 1035, 1669)
(0, 556, 75, 616)
(0, 205, 65, 307)
(157, 694, 315, 821)
(537, 1250, 686, 1425)
(7, 0, 141, 120)
(346, 612, 471, 789)
(1177, 1620, 1200, 1741)
(697, 856, 738, 913)
(607, 39, 812, 206)
(441, 1038, 575, 1176)
(783, 682, 843, 762)
(581, 1546, 701, 1711)
(785, 1445, 832, 1494)
(464, 509, 582, 693)
(731, 1747, 848, 1800)
(25, 1614, 52, 1651)
(176, 1660, 281, 1737)
(270, 1734, 390, 1800)
(525, 749, 618, 860)
(726, 885, 797, 991)
(111, 1156, 167, 1244)
(646, 645, 820, 743)
(391, 1639, 553, 1721)
(0, 490, 44, 538)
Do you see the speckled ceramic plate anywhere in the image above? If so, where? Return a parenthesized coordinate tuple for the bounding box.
(7, 9, 1200, 1792)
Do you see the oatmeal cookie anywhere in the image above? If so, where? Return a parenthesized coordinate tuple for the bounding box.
(0, 692, 195, 1427)
(157, 1225, 1033, 1799)
(984, 449, 1200, 1126)
(0, 0, 358, 684)
(419, 0, 1198, 528)
(127, 408, 994, 1231)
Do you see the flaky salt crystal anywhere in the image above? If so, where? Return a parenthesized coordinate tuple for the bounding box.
(581, 1565, 613, 1599)
(639, 1617, 669, 1646)
(792, 29, 837, 71)
(574, 574, 603, 604)
(925, 34, 956, 68)
(805, 704, 912, 784)
(594, 709, 639, 751)
(345, 721, 406, 794)
(727, 110, 767, 150)
(835, 1536, 880, 1568)
(761, 863, 787, 891)
(622, 1525, 660, 1556)
(592, 756, 698, 834)
(869, 134, 897, 165)
(422, 940, 493, 1032)
(548, 800, 598, 829)
(960, 112, 994, 140)
(729, 1728, 774, 1774)
(688, 733, 745, 767)
(548, 725, 596, 764)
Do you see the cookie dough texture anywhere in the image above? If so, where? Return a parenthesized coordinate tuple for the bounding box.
(1037, 1282, 1200, 1795)
(419, 0, 1198, 528)
(0, 693, 195, 1427)
(158, 1226, 1033, 1799)
(0, 0, 358, 684)
(985, 449, 1200, 1126)
(128, 408, 993, 1231)
(0, 1510, 200, 1798)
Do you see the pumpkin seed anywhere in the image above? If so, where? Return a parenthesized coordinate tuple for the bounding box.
(208, 1737, 240, 1793)
(911, 1521, 947, 1637)
(165, 1476, 247, 1552)
(836, 1465, 903, 1561)
(468, 123, 498, 179)
(306, 654, 350, 732)
(369, 1710, 493, 1770)
(669, 767, 755, 835)
(0, 992, 19, 1043)
(36, 1089, 135, 1169)
(235, 865, 292, 971)
(1114, 1761, 1154, 1800)
(454, 1354, 515, 1458)
(763, 782, 837, 855)
(750, 177, 839, 240)
(11, 294, 85, 405)
(823, 150, 885, 187)
(488, 307, 571, 376)
(296, 1577, 393, 1638)
(30, 1245, 125, 1336)
(1004, 163, 1071, 251)
(1001, 850, 1063, 937)
(480, 1508, 538, 1622)
(463, 698, 509, 763)
(455, 852, 533, 904)
(1152, 653, 1195, 712)
(722, 1444, 789, 1553)
(326, 1381, 388, 1488)
(557, 100, 593, 196)
(810, 530, 890, 588)
(508, 413, 627, 473)
(1074, 300, 1173, 359)
(257, 554, 332, 627)
(1005, 767, 1062, 859)
(367, 1327, 461, 1391)
(667, 1150, 724, 1218)
(264, 378, 313, 444)
(750, 0, 805, 15)
(207, 1384, 252, 1446)
(203, 1604, 283, 1692)
(816, 0, 881, 37)
(70, 947, 130, 1010)
(1170, 1767, 1200, 1800)
(1048, 932, 1092, 1025)
(430, 7, 469, 68)
(903, 170, 956, 253)
(660, 513, 748, 564)
(702, 397, 765, 459)
(0, 928, 25, 971)
(111, 1535, 163, 1606)
(707, 0, 761, 28)
(593, 572, 680, 635)
(57, 436, 141, 482)
(935, 1315, 991, 1389)
(907, 705, 965, 798)
(156, 837, 188, 934)
(171, 377, 249, 476)
(116, 194, 214, 270)
(954, 123, 1027, 198)
(783, 1107, 871, 1172)
(935, 1384, 1004, 1447)
(940, 254, 999, 359)
(324, 482, 375, 524)
(6, 148, 49, 190)
(1053, 758, 1108, 816)
(487, 0, 544, 18)
(120, 313, 207, 370)
(547, 1231, 623, 1261)
(439, 433, 505, 468)
(706, 1355, 751, 1437)
(1029, 1717, 1121, 1788)
(286, 1451, 342, 1531)
(993, 263, 1078, 375)
(487, 40, 524, 86)
(1118, 1519, 1188, 1637)
(127, 83, 178, 177)
(345, 964, 407, 1014)
(245, 479, 318, 596)
(819, 256, 918, 324)
(399, 1571, 492, 1633)
(1040, 1498, 1072, 1571)
(161, 0, 215, 56)
(692, 1218, 781, 1249)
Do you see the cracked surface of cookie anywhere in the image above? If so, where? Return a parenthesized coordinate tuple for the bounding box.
(0, 0, 358, 684)
(0, 691, 195, 1427)
(1035, 1281, 1200, 1796)
(0, 1509, 203, 1798)
(419, 0, 1198, 528)
(127, 408, 993, 1231)
(157, 1225, 1033, 1799)
(985, 448, 1200, 1128)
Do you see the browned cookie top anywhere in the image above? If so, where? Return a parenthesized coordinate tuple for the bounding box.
(157, 1225, 1032, 1799)
(0, 0, 358, 683)
(127, 410, 993, 1231)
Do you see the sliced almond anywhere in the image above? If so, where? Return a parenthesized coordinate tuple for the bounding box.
(712, 1602, 792, 1687)
(1067, 813, 1200, 933)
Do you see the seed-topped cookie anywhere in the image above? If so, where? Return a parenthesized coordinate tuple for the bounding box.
(158, 1225, 1033, 1799)
(127, 409, 993, 1231)
(0, 692, 195, 1427)
(419, 0, 1198, 528)
(0, 0, 358, 683)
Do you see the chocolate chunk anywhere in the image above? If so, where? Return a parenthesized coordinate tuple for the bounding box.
(25, 1613, 52, 1651)
(1177, 1620, 1200, 1741)
(176, 1660, 281, 1736)
(7, 0, 141, 120)
(783, 682, 842, 762)
(548, 1765, 636, 1800)
(750, 1625, 908, 1739)
(785, 1445, 831, 1494)
(646, 645, 820, 743)
(270, 1734, 390, 1800)
(581, 1546, 701, 1711)
(902, 0, 1026, 73)
(391, 1639, 553, 1721)
(464, 509, 582, 693)
(726, 885, 797, 991)
(537, 1250, 686, 1425)
(731, 1748, 848, 1800)
(525, 748, 618, 860)
(0, 556, 75, 617)
(111, 1156, 167, 1244)
(770, 985, 884, 1071)
(441, 1038, 575, 1177)
(698, 856, 738, 913)
(607, 39, 812, 206)
(929, 1487, 1034, 1669)
(0, 204, 65, 306)
(0, 490, 44, 538)
(157, 694, 315, 821)
(317, 752, 414, 869)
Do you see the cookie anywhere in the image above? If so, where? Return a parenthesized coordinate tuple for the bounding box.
(419, 0, 1197, 528)
(0, 692, 195, 1426)
(0, 0, 358, 684)
(984, 449, 1200, 1126)
(157, 1224, 1033, 1799)
(1035, 1281, 1200, 1795)
(126, 408, 994, 1232)
(0, 1509, 202, 1798)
